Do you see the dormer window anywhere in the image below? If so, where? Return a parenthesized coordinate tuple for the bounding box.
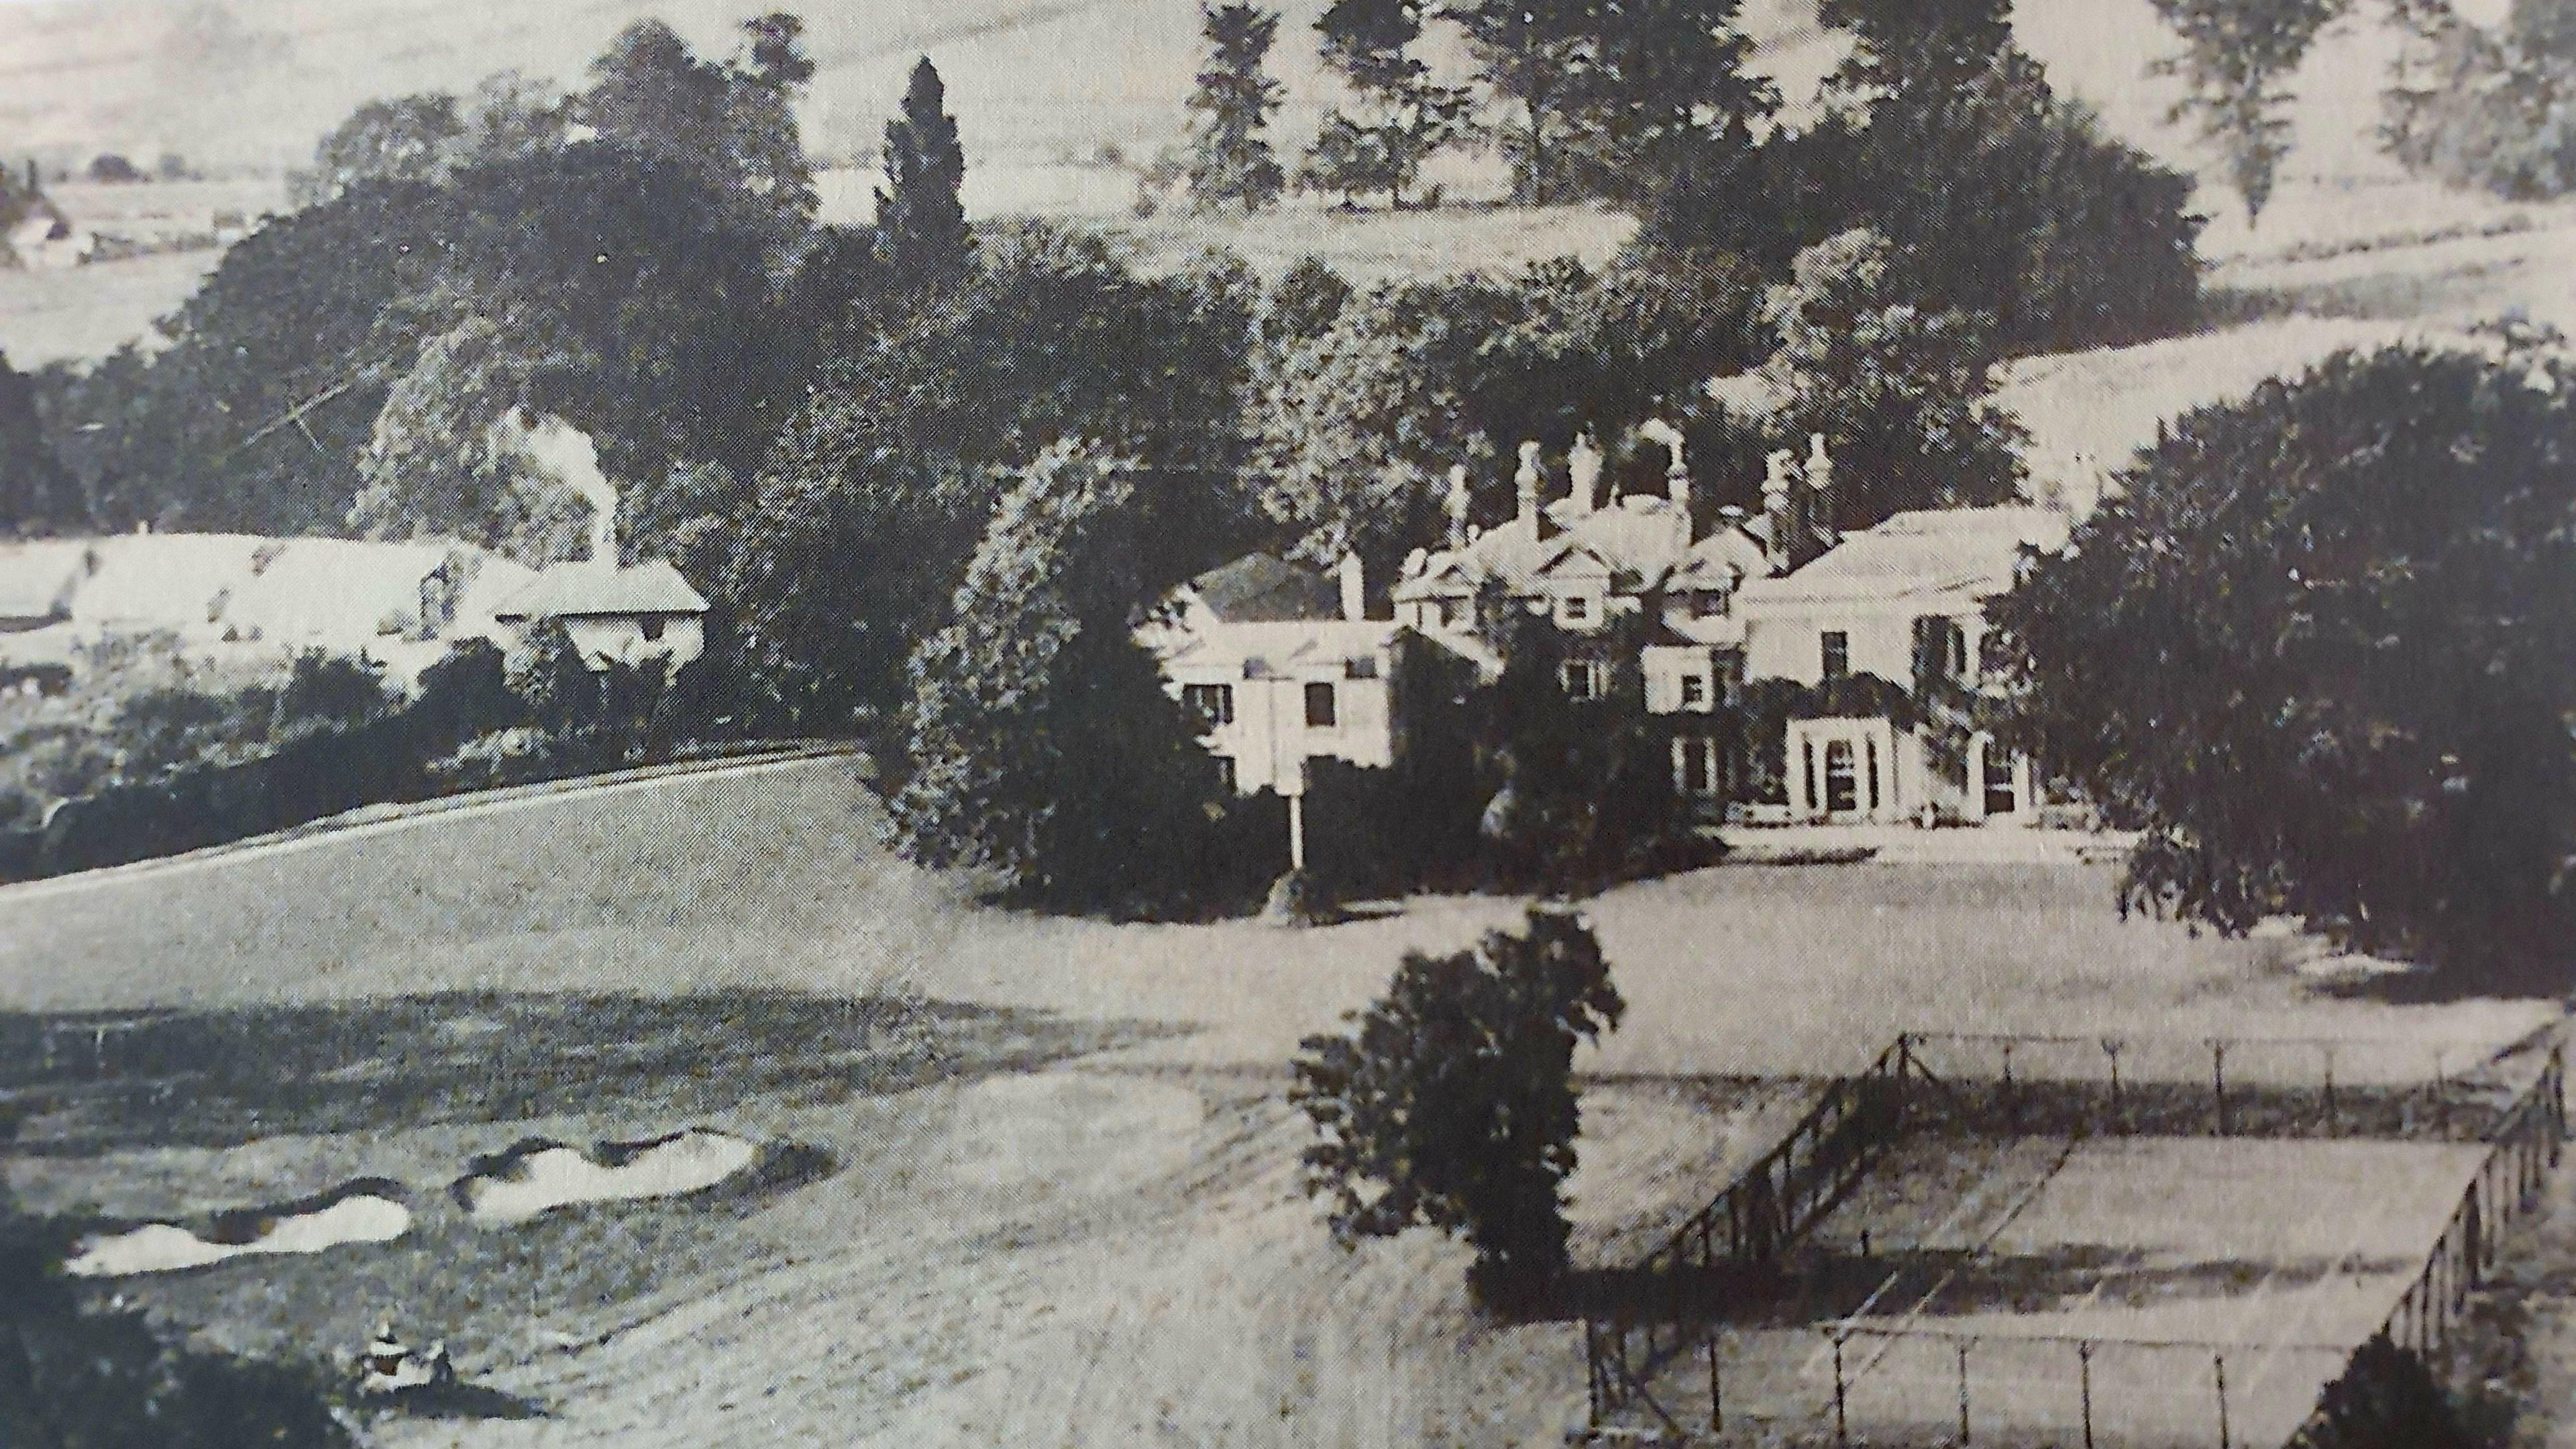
(1562, 594, 1591, 623)
(1680, 673, 1709, 708)
(640, 616, 667, 643)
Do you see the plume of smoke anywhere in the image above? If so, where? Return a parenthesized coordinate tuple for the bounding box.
(494, 410, 619, 561)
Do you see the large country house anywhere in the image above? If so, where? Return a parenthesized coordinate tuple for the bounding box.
(1156, 421, 2080, 828)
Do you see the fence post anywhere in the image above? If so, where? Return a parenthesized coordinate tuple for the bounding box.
(2322, 1042, 2337, 1136)
(1957, 1339, 1972, 1446)
(1707, 1328, 1723, 1434)
(2079, 1340, 2096, 1449)
(2212, 1039, 2229, 1136)
(2215, 1352, 2231, 1449)
(2002, 1040, 2018, 1134)
(2102, 1039, 2125, 1134)
(1833, 1332, 1849, 1448)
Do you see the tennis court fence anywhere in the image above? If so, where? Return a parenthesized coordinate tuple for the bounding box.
(1575, 1028, 2567, 1447)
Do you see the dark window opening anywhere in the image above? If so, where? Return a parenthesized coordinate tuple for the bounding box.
(639, 616, 667, 642)
(1305, 682, 1338, 728)
(1824, 740, 1860, 814)
(1183, 683, 1234, 726)
(1821, 631, 1850, 682)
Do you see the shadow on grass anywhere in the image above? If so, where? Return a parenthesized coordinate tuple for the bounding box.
(1508, 1244, 2418, 1330)
(370, 1381, 547, 1421)
(0, 991, 1174, 1155)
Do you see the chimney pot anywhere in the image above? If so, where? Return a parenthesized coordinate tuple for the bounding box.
(1338, 551, 1366, 623)
(1515, 440, 1544, 535)
(1568, 428, 1603, 516)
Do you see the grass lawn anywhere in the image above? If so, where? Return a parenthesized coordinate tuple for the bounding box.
(0, 758, 2557, 1446)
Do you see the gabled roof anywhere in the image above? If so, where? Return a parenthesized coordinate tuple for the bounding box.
(1735, 506, 2070, 610)
(493, 559, 708, 621)
(1185, 551, 1340, 623)
(1152, 617, 1398, 675)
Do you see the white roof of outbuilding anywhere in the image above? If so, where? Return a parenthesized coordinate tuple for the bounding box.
(492, 559, 709, 621)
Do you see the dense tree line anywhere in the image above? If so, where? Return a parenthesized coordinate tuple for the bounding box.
(1989, 337, 2576, 988)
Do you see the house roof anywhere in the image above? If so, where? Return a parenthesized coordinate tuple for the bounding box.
(1185, 551, 1340, 623)
(1735, 507, 2071, 610)
(492, 559, 709, 621)
(1152, 617, 1397, 675)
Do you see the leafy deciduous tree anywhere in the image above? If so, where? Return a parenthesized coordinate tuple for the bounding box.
(1740, 229, 2026, 529)
(2148, 0, 2353, 226)
(1291, 905, 1624, 1293)
(1989, 339, 2576, 987)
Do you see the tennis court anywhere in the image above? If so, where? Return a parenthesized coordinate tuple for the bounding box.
(1620, 1133, 2495, 1449)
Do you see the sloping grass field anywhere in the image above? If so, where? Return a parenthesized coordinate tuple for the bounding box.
(0, 757, 2555, 1446)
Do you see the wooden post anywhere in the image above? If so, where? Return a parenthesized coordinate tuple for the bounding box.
(2212, 1040, 2229, 1136)
(2078, 1340, 2095, 1449)
(1287, 790, 1306, 873)
(2002, 1040, 2017, 1134)
(1707, 1329, 1723, 1434)
(1833, 1333, 1849, 1448)
(2322, 1044, 2337, 1137)
(2102, 1040, 2125, 1134)
(1956, 1340, 1972, 1445)
(2215, 1352, 2231, 1449)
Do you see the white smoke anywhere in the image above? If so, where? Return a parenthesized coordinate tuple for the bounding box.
(496, 410, 619, 562)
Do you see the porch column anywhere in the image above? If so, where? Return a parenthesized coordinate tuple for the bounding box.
(1788, 726, 1811, 819)
(1672, 735, 1688, 796)
(2013, 752, 2035, 824)
(1964, 732, 1989, 824)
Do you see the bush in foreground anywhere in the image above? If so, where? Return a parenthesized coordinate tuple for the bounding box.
(1291, 907, 1623, 1299)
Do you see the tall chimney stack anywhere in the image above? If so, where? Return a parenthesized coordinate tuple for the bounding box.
(1338, 551, 1366, 623)
(1806, 433, 1837, 548)
(1762, 448, 1798, 574)
(1515, 440, 1543, 537)
(1568, 427, 1603, 516)
(1640, 419, 1690, 546)
(1445, 464, 1470, 551)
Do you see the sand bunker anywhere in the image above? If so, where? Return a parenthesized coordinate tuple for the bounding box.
(66, 1187, 412, 1277)
(457, 1130, 758, 1225)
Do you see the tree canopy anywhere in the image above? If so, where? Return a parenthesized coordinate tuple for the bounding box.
(875, 57, 973, 288)
(1292, 905, 1624, 1294)
(1185, 3, 1290, 211)
(2149, 0, 2353, 226)
(887, 443, 1232, 914)
(1989, 339, 2576, 987)
(1734, 229, 2026, 529)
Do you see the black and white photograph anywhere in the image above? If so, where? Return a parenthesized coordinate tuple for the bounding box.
(2, 1, 2573, 1444)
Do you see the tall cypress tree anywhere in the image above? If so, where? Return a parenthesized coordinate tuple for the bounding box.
(876, 56, 972, 286)
(1185, 4, 1289, 211)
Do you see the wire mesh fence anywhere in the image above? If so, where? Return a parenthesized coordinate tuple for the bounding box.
(1900, 1028, 2553, 1141)
(1574, 1032, 2568, 1448)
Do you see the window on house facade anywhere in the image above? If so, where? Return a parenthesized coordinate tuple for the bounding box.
(639, 616, 666, 643)
(1680, 672, 1709, 708)
(1984, 749, 2019, 818)
(1562, 594, 1592, 623)
(1183, 683, 1235, 726)
(1305, 682, 1338, 728)
(1215, 755, 1237, 792)
(1693, 588, 1728, 619)
(1346, 655, 1379, 680)
(1560, 659, 1609, 701)
(1824, 739, 1859, 814)
(1821, 631, 1850, 682)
